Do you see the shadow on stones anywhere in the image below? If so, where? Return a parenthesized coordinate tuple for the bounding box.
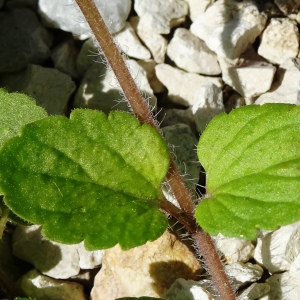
(15, 226, 62, 274)
(149, 260, 200, 296)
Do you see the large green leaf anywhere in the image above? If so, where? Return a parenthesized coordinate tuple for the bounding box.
(0, 88, 47, 147)
(0, 89, 47, 226)
(0, 110, 170, 249)
(196, 104, 300, 239)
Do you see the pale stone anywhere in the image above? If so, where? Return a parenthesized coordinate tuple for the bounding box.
(158, 108, 196, 131)
(0, 233, 24, 287)
(136, 59, 165, 93)
(130, 16, 168, 63)
(256, 58, 300, 105)
(76, 38, 100, 77)
(213, 234, 255, 264)
(289, 253, 300, 275)
(192, 83, 224, 132)
(218, 47, 276, 99)
(258, 18, 299, 64)
(12, 225, 104, 279)
(225, 93, 246, 112)
(225, 262, 263, 289)
(134, 0, 188, 34)
(263, 1, 284, 18)
(263, 270, 300, 299)
(4, 0, 37, 9)
(155, 64, 222, 107)
(162, 124, 201, 190)
(237, 283, 270, 300)
(74, 58, 156, 113)
(164, 278, 213, 300)
(0, 64, 75, 115)
(167, 28, 221, 75)
(0, 8, 52, 72)
(186, 0, 214, 22)
(115, 22, 151, 60)
(90, 230, 202, 299)
(51, 39, 79, 78)
(254, 222, 300, 274)
(38, 0, 131, 38)
(190, 0, 267, 59)
(17, 269, 85, 300)
(76, 242, 104, 270)
(274, 0, 300, 15)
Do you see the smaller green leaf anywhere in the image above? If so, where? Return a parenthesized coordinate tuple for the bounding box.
(0, 110, 170, 250)
(196, 104, 300, 239)
(0, 88, 47, 147)
(0, 89, 47, 225)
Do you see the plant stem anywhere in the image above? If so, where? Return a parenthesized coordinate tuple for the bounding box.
(192, 230, 236, 300)
(0, 206, 9, 239)
(75, 0, 236, 298)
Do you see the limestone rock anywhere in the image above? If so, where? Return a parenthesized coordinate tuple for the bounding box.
(219, 47, 276, 99)
(164, 278, 213, 300)
(4, 0, 37, 9)
(12, 225, 104, 279)
(225, 262, 263, 289)
(256, 58, 300, 105)
(213, 234, 255, 264)
(237, 283, 270, 300)
(0, 64, 76, 115)
(167, 28, 221, 75)
(90, 230, 202, 299)
(162, 124, 201, 190)
(134, 0, 188, 34)
(74, 59, 156, 113)
(76, 242, 104, 270)
(0, 8, 52, 72)
(17, 269, 86, 300)
(115, 22, 151, 60)
(274, 0, 300, 15)
(186, 0, 214, 22)
(0, 233, 24, 294)
(158, 108, 195, 131)
(38, 0, 131, 38)
(258, 18, 299, 64)
(76, 38, 102, 77)
(136, 59, 165, 93)
(254, 222, 300, 274)
(51, 39, 79, 78)
(130, 16, 168, 63)
(155, 64, 222, 107)
(190, 0, 267, 59)
(263, 270, 300, 299)
(192, 83, 224, 132)
(225, 93, 246, 112)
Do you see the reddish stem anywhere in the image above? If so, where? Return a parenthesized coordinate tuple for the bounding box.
(75, 0, 236, 299)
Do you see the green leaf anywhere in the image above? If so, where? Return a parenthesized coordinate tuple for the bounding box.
(0, 89, 47, 226)
(0, 110, 170, 249)
(0, 88, 47, 148)
(196, 104, 300, 239)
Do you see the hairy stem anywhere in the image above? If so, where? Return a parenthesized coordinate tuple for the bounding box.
(75, 0, 236, 298)
(192, 230, 236, 300)
(0, 207, 9, 239)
